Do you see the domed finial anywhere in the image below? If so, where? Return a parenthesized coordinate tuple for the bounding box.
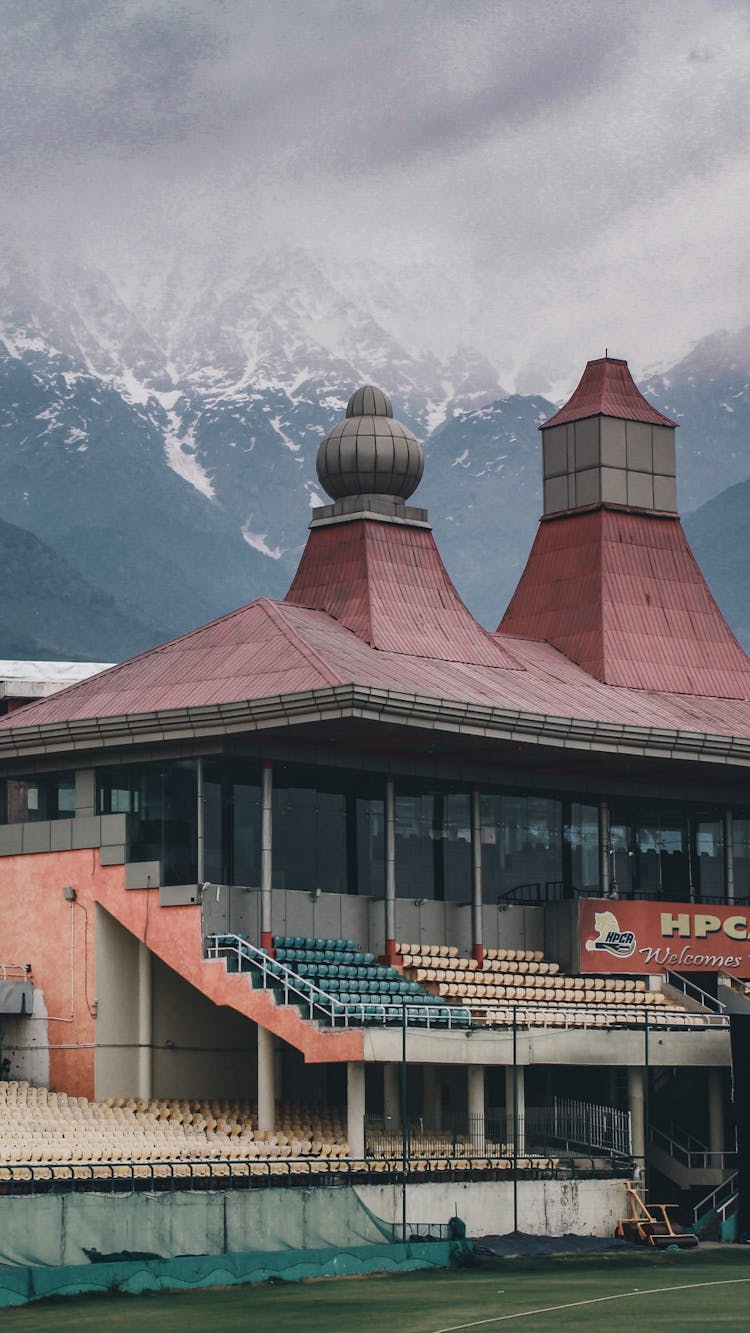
(346, 385, 393, 418)
(316, 385, 423, 502)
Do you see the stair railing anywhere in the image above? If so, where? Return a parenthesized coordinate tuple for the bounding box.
(693, 1170, 740, 1228)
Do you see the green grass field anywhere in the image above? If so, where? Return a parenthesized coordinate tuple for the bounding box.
(2, 1249, 750, 1332)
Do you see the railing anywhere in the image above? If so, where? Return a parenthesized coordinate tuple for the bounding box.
(366, 1098, 632, 1161)
(0, 1154, 625, 1197)
(665, 970, 726, 1014)
(206, 933, 473, 1031)
(693, 1170, 740, 1227)
(649, 1124, 736, 1172)
(0, 964, 31, 982)
(497, 881, 565, 905)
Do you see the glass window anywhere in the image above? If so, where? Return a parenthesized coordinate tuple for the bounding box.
(565, 802, 599, 895)
(733, 816, 750, 904)
(272, 764, 383, 896)
(3, 772, 76, 823)
(481, 792, 562, 902)
(97, 761, 197, 886)
(203, 760, 261, 887)
(394, 785, 471, 902)
(607, 801, 724, 903)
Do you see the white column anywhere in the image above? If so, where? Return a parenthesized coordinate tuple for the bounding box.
(384, 1063, 400, 1128)
(627, 1067, 645, 1163)
(261, 761, 273, 949)
(347, 1062, 366, 1158)
(423, 1065, 441, 1130)
(708, 1070, 725, 1157)
(385, 775, 396, 958)
(467, 1065, 485, 1154)
(257, 1024, 276, 1133)
(505, 1064, 526, 1154)
(471, 787, 483, 963)
(137, 941, 152, 1102)
(599, 799, 610, 896)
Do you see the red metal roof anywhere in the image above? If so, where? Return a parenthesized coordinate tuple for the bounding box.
(498, 507, 750, 698)
(285, 517, 520, 669)
(543, 357, 677, 429)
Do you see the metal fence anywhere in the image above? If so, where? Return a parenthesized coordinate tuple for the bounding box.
(365, 1097, 631, 1161)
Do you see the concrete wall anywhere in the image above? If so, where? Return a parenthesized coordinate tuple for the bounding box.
(357, 1177, 628, 1239)
(94, 907, 140, 1100)
(151, 956, 257, 1101)
(0, 986, 50, 1087)
(94, 908, 259, 1102)
(202, 886, 548, 958)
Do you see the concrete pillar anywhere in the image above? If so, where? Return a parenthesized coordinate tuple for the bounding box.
(75, 769, 95, 818)
(467, 1065, 485, 1154)
(137, 941, 152, 1102)
(725, 809, 735, 905)
(423, 1065, 441, 1130)
(627, 1067, 645, 1162)
(384, 1064, 400, 1127)
(260, 761, 273, 950)
(385, 775, 396, 960)
(708, 1069, 725, 1157)
(347, 1062, 366, 1158)
(471, 787, 484, 963)
(257, 1024, 276, 1133)
(505, 1064, 526, 1154)
(599, 799, 610, 897)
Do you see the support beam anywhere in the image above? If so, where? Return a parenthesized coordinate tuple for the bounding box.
(467, 1065, 485, 1154)
(505, 1064, 525, 1154)
(627, 1067, 645, 1163)
(385, 775, 396, 961)
(471, 787, 484, 964)
(725, 809, 735, 905)
(384, 1063, 400, 1128)
(261, 761, 273, 951)
(599, 798, 610, 897)
(708, 1069, 725, 1157)
(137, 941, 152, 1103)
(257, 1024, 276, 1133)
(347, 1062, 366, 1158)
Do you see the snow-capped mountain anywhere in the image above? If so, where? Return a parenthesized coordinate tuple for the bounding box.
(0, 250, 749, 656)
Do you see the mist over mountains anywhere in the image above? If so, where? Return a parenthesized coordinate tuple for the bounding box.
(0, 255, 749, 662)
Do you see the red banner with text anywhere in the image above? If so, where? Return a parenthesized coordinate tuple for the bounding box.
(580, 899, 750, 976)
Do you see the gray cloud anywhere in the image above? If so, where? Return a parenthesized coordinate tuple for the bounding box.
(1, 0, 749, 388)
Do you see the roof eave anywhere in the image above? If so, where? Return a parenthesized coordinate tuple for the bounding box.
(0, 685, 748, 769)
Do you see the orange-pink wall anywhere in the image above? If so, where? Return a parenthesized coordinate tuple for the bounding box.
(1, 847, 362, 1100)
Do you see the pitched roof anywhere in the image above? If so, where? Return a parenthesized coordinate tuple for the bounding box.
(285, 517, 520, 669)
(498, 507, 750, 698)
(543, 357, 677, 429)
(3, 591, 750, 745)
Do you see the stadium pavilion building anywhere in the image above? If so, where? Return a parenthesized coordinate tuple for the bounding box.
(1, 358, 750, 1235)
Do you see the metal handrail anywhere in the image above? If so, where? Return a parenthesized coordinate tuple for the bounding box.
(206, 933, 473, 1031)
(0, 1152, 625, 1196)
(0, 964, 31, 982)
(665, 970, 726, 1013)
(693, 1169, 740, 1226)
(649, 1124, 736, 1171)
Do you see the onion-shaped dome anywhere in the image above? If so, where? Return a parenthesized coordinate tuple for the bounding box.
(316, 385, 424, 501)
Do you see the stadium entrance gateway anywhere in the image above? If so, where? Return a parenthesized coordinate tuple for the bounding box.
(581, 901, 750, 975)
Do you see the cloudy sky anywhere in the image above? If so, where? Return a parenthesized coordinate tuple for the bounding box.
(2, 0, 749, 391)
